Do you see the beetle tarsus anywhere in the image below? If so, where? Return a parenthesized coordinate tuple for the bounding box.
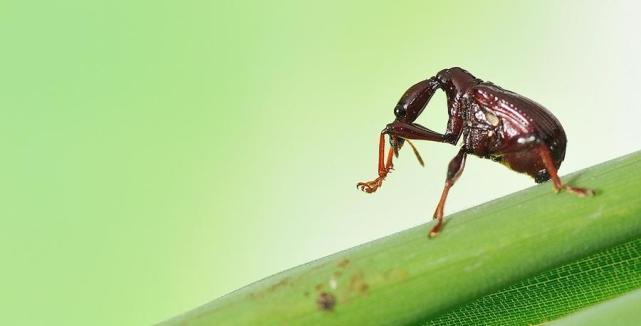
(563, 185, 595, 197)
(357, 135, 396, 193)
(539, 145, 595, 198)
(357, 178, 384, 193)
(429, 225, 442, 238)
(357, 163, 393, 193)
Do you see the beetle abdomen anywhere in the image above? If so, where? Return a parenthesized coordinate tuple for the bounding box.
(470, 83, 567, 181)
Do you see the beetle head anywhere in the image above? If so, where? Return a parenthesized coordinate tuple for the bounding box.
(383, 120, 405, 157)
(389, 134, 405, 157)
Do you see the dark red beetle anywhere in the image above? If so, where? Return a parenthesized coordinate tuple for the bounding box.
(357, 67, 594, 237)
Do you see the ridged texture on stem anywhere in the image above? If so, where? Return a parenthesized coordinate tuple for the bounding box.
(549, 287, 641, 326)
(425, 237, 641, 325)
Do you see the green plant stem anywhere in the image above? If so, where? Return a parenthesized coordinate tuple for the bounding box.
(161, 151, 641, 326)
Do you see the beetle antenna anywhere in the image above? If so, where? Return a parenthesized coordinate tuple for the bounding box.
(405, 139, 424, 166)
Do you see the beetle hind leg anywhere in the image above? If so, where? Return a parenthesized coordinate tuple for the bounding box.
(538, 145, 594, 197)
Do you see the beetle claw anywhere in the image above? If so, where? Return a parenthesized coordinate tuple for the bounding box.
(356, 178, 384, 193)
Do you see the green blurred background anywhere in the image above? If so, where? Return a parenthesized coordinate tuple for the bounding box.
(1, 0, 639, 324)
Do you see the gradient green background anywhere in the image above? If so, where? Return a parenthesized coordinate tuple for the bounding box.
(2, 1, 640, 325)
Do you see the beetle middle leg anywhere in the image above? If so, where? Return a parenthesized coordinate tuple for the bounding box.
(430, 147, 467, 238)
(538, 145, 594, 197)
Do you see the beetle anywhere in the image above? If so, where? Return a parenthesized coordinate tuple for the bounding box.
(357, 67, 594, 238)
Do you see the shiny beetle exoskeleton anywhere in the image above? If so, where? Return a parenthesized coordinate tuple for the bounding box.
(357, 67, 594, 237)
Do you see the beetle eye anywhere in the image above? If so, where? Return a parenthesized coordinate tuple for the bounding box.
(394, 105, 406, 119)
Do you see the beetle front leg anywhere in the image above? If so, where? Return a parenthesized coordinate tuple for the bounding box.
(384, 120, 458, 144)
(357, 133, 395, 193)
(430, 147, 467, 238)
(538, 145, 595, 197)
(357, 120, 455, 194)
